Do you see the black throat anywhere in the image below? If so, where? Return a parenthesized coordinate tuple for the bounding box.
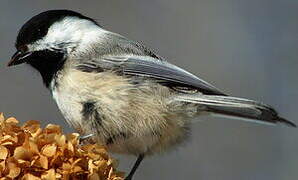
(27, 49, 65, 88)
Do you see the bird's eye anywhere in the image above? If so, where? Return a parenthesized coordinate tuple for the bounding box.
(19, 45, 28, 53)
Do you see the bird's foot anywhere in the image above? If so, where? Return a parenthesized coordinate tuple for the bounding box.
(125, 154, 144, 180)
(79, 133, 94, 144)
(125, 175, 132, 180)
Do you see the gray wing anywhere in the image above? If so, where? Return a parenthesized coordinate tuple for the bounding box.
(76, 55, 226, 95)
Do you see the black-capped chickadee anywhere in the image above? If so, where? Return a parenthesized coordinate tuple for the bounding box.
(8, 10, 296, 180)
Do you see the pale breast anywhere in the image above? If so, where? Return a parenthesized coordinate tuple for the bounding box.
(50, 68, 192, 155)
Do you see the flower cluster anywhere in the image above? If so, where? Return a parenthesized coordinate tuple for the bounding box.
(0, 113, 124, 180)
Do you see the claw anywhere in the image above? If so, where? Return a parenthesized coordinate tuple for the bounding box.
(79, 133, 94, 144)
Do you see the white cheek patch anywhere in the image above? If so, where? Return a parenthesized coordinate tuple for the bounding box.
(28, 16, 106, 53)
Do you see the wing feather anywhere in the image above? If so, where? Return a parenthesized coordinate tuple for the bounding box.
(77, 56, 226, 95)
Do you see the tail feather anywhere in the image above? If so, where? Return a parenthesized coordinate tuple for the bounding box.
(175, 95, 296, 127)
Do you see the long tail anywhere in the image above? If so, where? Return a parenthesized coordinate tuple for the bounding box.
(175, 95, 296, 127)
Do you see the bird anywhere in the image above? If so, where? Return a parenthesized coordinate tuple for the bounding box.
(8, 10, 296, 180)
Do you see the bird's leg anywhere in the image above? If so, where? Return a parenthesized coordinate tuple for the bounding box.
(125, 154, 145, 180)
(79, 133, 94, 144)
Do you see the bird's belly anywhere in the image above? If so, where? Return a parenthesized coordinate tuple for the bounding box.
(52, 86, 190, 155)
(50, 70, 192, 155)
(106, 119, 190, 156)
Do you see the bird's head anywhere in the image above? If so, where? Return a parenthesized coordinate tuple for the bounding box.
(8, 10, 101, 87)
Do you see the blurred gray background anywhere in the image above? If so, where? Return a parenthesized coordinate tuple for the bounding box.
(1, 0, 298, 179)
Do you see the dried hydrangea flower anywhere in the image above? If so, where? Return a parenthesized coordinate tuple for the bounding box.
(0, 113, 124, 179)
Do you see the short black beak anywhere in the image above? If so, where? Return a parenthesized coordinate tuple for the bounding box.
(7, 51, 33, 67)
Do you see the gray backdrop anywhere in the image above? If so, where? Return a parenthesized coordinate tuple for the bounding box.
(1, 0, 298, 180)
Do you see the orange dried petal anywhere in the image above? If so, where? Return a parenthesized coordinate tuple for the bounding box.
(62, 162, 72, 170)
(107, 158, 114, 166)
(55, 173, 62, 179)
(55, 134, 66, 147)
(44, 124, 61, 134)
(71, 158, 82, 167)
(88, 159, 100, 174)
(95, 160, 108, 171)
(87, 152, 101, 161)
(41, 144, 57, 157)
(66, 133, 79, 145)
(22, 120, 41, 136)
(1, 134, 18, 144)
(72, 165, 83, 173)
(21, 173, 41, 180)
(22, 120, 39, 128)
(88, 173, 100, 180)
(41, 168, 55, 180)
(0, 145, 8, 160)
(39, 155, 48, 169)
(29, 140, 39, 154)
(7, 162, 21, 178)
(5, 117, 19, 125)
(22, 120, 39, 127)
(14, 146, 32, 160)
(0, 141, 13, 146)
(67, 142, 74, 153)
(0, 160, 5, 172)
(0, 113, 4, 122)
(39, 133, 56, 145)
(108, 167, 114, 178)
(30, 127, 42, 138)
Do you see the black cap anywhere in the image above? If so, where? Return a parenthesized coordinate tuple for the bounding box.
(15, 9, 98, 49)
